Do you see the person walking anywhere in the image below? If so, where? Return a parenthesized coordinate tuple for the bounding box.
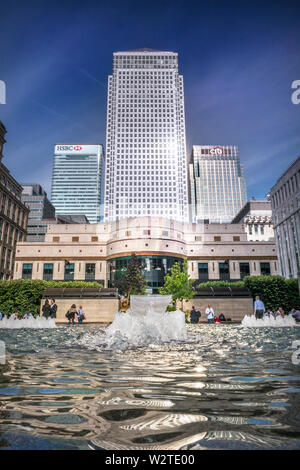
(66, 304, 77, 325)
(42, 299, 51, 319)
(253, 296, 265, 319)
(205, 304, 215, 324)
(77, 306, 85, 324)
(49, 299, 57, 319)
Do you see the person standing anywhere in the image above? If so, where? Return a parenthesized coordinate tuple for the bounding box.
(49, 299, 57, 319)
(190, 306, 201, 324)
(253, 296, 265, 319)
(205, 304, 215, 324)
(77, 306, 85, 324)
(0, 311, 2, 321)
(66, 304, 77, 325)
(42, 299, 51, 319)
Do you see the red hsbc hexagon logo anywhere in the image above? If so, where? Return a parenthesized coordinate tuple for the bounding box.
(74, 145, 82, 151)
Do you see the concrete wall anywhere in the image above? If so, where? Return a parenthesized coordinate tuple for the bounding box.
(181, 297, 253, 322)
(40, 298, 119, 324)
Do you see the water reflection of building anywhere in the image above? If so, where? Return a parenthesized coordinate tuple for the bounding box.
(0, 122, 29, 279)
(270, 156, 300, 279)
(13, 216, 278, 292)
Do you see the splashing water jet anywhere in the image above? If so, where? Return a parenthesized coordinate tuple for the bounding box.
(241, 314, 297, 327)
(104, 295, 186, 348)
(0, 316, 56, 329)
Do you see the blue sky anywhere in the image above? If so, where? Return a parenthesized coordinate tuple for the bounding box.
(0, 0, 299, 199)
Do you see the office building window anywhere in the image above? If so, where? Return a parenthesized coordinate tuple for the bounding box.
(240, 262, 250, 279)
(260, 262, 271, 275)
(198, 263, 208, 282)
(219, 262, 230, 281)
(64, 262, 74, 281)
(22, 263, 33, 279)
(85, 263, 95, 281)
(43, 263, 54, 280)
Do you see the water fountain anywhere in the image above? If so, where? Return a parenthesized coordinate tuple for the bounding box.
(104, 295, 187, 348)
(241, 314, 297, 327)
(0, 315, 56, 329)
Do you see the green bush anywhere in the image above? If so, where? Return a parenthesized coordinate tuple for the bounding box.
(196, 276, 300, 313)
(197, 280, 245, 288)
(0, 280, 103, 316)
(166, 305, 176, 312)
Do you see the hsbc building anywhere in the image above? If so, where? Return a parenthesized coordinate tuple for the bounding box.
(51, 144, 105, 223)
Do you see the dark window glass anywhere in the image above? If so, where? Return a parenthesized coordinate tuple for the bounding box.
(260, 262, 271, 275)
(85, 263, 95, 281)
(22, 263, 32, 279)
(43, 263, 53, 280)
(64, 262, 74, 281)
(240, 262, 250, 279)
(198, 263, 208, 282)
(219, 262, 230, 281)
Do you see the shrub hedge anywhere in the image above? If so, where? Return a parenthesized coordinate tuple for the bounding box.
(196, 275, 300, 312)
(0, 280, 103, 316)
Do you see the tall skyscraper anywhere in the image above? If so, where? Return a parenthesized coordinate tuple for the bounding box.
(51, 144, 104, 224)
(104, 49, 189, 222)
(189, 145, 247, 223)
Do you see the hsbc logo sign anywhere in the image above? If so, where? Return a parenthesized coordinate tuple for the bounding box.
(56, 145, 82, 152)
(209, 146, 223, 156)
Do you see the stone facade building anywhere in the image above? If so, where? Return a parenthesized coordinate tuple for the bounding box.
(270, 156, 300, 279)
(14, 217, 278, 291)
(0, 122, 29, 279)
(231, 200, 274, 242)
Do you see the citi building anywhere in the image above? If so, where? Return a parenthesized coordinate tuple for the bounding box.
(189, 145, 247, 223)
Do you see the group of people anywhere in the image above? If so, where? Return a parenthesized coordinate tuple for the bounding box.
(42, 299, 86, 324)
(65, 304, 86, 324)
(41, 299, 58, 319)
(0, 311, 35, 320)
(254, 295, 300, 321)
(190, 305, 227, 324)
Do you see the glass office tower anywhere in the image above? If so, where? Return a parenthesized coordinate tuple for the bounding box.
(189, 145, 247, 223)
(104, 49, 189, 222)
(51, 144, 104, 223)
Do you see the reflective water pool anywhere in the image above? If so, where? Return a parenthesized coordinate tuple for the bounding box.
(0, 324, 300, 450)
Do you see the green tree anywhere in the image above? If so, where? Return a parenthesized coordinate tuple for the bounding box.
(114, 254, 146, 298)
(159, 259, 194, 310)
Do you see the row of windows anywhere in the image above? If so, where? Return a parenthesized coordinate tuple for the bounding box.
(20, 261, 272, 282)
(271, 169, 300, 208)
(22, 262, 98, 281)
(196, 261, 271, 281)
(0, 191, 27, 228)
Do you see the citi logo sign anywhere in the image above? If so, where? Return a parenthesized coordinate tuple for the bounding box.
(210, 146, 223, 156)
